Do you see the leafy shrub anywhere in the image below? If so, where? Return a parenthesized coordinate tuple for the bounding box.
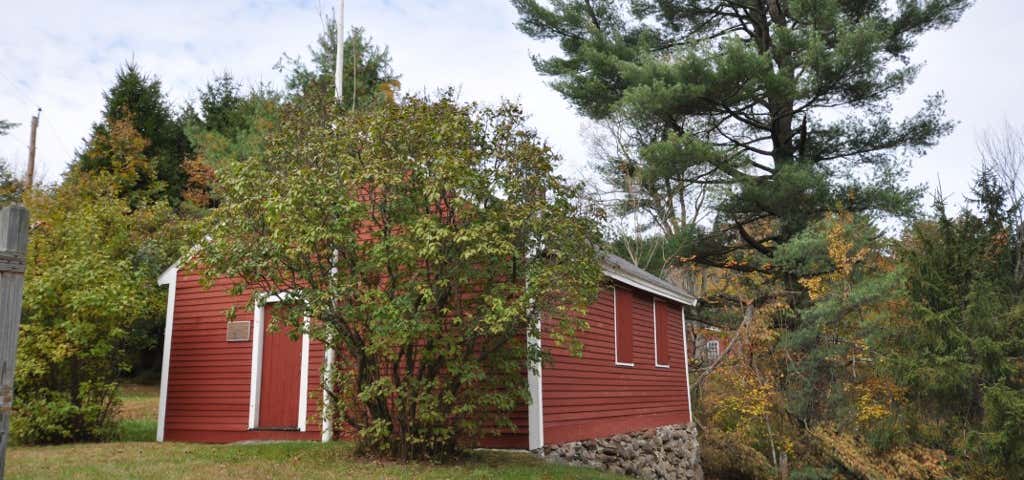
(979, 383, 1024, 477)
(789, 467, 838, 480)
(192, 92, 603, 460)
(12, 175, 178, 444)
(11, 384, 120, 445)
(700, 429, 775, 480)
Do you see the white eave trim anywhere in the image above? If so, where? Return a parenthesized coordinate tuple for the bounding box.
(601, 266, 698, 306)
(157, 262, 179, 286)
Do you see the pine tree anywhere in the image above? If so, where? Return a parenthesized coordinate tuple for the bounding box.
(277, 21, 401, 109)
(512, 0, 970, 271)
(0, 119, 16, 136)
(0, 119, 22, 204)
(178, 74, 281, 209)
(74, 63, 191, 206)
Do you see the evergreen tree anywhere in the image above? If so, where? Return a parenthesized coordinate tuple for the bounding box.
(180, 74, 280, 209)
(180, 24, 402, 211)
(885, 172, 1024, 476)
(0, 119, 22, 204)
(0, 119, 16, 136)
(0, 162, 21, 205)
(74, 63, 191, 206)
(512, 0, 969, 271)
(277, 21, 401, 109)
(513, 1, 974, 474)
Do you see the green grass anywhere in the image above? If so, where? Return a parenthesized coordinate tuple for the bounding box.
(116, 419, 157, 442)
(114, 383, 159, 442)
(7, 440, 623, 479)
(7, 383, 623, 479)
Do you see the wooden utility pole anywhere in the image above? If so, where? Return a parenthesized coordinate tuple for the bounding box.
(25, 109, 40, 190)
(0, 205, 28, 476)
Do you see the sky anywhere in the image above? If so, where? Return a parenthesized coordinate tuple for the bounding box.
(1, 0, 1021, 207)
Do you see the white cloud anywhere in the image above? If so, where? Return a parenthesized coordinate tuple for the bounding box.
(1, 0, 1020, 207)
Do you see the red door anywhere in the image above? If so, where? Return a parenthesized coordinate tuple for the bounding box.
(258, 305, 303, 429)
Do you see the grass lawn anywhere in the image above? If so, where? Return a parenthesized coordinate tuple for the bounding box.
(7, 442, 624, 479)
(115, 384, 159, 442)
(6, 384, 623, 479)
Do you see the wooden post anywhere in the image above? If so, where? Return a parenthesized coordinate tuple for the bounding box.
(0, 205, 29, 476)
(25, 110, 39, 190)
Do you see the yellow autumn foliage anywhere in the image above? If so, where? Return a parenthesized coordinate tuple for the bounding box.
(810, 425, 949, 480)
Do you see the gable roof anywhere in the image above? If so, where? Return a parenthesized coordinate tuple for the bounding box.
(159, 249, 698, 306)
(600, 252, 698, 306)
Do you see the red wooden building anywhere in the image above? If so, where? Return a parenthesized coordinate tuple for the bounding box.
(155, 253, 698, 448)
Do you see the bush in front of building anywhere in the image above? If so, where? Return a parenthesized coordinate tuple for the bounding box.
(12, 174, 179, 444)
(190, 90, 604, 460)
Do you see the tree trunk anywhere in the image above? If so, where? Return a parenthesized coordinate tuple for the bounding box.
(778, 450, 790, 480)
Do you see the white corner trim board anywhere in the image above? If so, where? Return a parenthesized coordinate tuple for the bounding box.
(297, 318, 311, 432)
(680, 305, 694, 423)
(247, 297, 266, 429)
(156, 264, 178, 442)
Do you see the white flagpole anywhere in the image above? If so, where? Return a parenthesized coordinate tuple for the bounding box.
(323, 3, 344, 443)
(335, 0, 345, 101)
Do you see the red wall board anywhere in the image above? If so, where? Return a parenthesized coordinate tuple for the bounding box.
(164, 271, 324, 443)
(541, 284, 690, 445)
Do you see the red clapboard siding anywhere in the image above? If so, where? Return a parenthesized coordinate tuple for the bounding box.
(164, 271, 324, 442)
(479, 401, 529, 449)
(542, 283, 690, 445)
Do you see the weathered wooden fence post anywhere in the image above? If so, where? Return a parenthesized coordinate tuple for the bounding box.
(0, 205, 29, 477)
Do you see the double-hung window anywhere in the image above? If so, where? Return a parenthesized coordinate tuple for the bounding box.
(706, 340, 720, 361)
(653, 300, 670, 368)
(614, 287, 634, 366)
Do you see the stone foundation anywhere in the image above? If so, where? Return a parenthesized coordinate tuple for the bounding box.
(542, 424, 703, 480)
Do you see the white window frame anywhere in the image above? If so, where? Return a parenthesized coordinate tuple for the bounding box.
(613, 286, 635, 367)
(706, 340, 720, 361)
(248, 293, 311, 431)
(653, 300, 670, 368)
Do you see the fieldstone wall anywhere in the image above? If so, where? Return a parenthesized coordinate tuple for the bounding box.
(542, 424, 703, 480)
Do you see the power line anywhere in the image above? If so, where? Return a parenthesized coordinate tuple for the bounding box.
(0, 71, 36, 110)
(42, 116, 74, 160)
(0, 70, 76, 163)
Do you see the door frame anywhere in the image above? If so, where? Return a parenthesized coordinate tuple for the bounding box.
(248, 292, 310, 431)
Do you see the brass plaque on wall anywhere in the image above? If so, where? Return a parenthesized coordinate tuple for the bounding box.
(226, 320, 251, 342)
